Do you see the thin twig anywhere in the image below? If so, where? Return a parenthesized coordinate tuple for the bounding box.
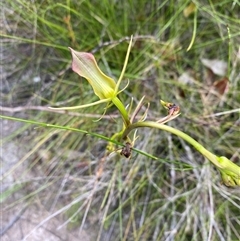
(0, 105, 164, 122)
(0, 204, 29, 237)
(91, 35, 158, 54)
(202, 108, 240, 118)
(0, 105, 118, 119)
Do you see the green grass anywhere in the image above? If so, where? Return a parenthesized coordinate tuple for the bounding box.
(1, 0, 240, 240)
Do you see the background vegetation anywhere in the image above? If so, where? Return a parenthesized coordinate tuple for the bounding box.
(1, 0, 240, 240)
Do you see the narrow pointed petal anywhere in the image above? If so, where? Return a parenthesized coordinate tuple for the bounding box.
(49, 98, 110, 110)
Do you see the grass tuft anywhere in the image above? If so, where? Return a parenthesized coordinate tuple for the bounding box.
(1, 0, 240, 240)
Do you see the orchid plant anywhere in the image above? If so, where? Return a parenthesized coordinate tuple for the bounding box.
(50, 36, 240, 187)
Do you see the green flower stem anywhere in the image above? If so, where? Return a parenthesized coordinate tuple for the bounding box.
(111, 96, 130, 127)
(122, 121, 218, 165)
(122, 121, 240, 183)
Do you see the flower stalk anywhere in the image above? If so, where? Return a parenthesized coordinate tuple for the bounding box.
(111, 96, 130, 126)
(121, 121, 240, 186)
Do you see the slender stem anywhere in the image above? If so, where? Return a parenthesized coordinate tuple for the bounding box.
(122, 121, 228, 169)
(121, 120, 240, 187)
(111, 96, 130, 127)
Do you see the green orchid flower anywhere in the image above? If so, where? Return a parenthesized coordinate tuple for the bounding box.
(50, 36, 134, 127)
(48, 35, 240, 187)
